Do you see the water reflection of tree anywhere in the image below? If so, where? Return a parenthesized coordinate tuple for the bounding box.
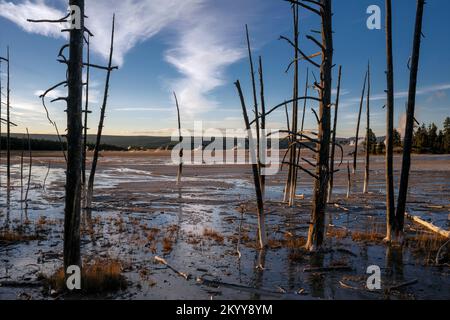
(251, 249, 267, 300)
(308, 252, 325, 298)
(385, 245, 404, 282)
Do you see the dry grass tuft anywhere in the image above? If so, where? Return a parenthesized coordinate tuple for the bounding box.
(351, 230, 385, 243)
(0, 230, 42, 243)
(162, 237, 173, 253)
(327, 226, 349, 239)
(203, 228, 224, 243)
(46, 259, 127, 294)
(285, 236, 307, 249)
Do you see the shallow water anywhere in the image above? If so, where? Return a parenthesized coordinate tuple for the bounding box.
(0, 154, 449, 300)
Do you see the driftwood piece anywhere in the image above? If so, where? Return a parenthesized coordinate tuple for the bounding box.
(154, 256, 190, 280)
(303, 265, 352, 272)
(197, 276, 283, 297)
(387, 279, 418, 292)
(0, 281, 43, 288)
(405, 213, 450, 238)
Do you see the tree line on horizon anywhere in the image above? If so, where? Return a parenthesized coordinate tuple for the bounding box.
(363, 117, 450, 155)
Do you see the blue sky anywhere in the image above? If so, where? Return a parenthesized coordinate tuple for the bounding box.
(0, 0, 449, 137)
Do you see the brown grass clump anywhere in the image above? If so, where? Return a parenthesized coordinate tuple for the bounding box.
(327, 226, 349, 239)
(0, 230, 42, 243)
(162, 237, 173, 253)
(405, 231, 448, 264)
(46, 259, 127, 294)
(351, 230, 385, 243)
(37, 216, 47, 226)
(203, 228, 224, 243)
(285, 236, 307, 249)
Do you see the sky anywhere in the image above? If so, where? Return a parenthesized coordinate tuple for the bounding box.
(0, 0, 449, 138)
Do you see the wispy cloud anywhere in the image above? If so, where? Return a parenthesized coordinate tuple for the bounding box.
(0, 0, 249, 115)
(340, 83, 450, 109)
(164, 5, 245, 114)
(0, 0, 65, 38)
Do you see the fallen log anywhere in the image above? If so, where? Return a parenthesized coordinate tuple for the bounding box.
(0, 281, 43, 288)
(387, 278, 418, 292)
(154, 256, 190, 280)
(405, 212, 450, 238)
(196, 276, 283, 297)
(303, 265, 352, 272)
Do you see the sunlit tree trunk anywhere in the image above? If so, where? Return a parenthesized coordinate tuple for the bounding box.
(363, 62, 371, 194)
(86, 15, 116, 210)
(395, 0, 425, 238)
(385, 0, 396, 241)
(328, 65, 342, 203)
(64, 0, 85, 271)
(306, 0, 333, 251)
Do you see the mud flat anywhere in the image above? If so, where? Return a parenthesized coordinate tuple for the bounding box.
(0, 151, 449, 300)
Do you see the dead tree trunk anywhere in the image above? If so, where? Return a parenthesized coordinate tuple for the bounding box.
(174, 92, 183, 185)
(395, 0, 425, 236)
(294, 68, 309, 198)
(363, 62, 371, 194)
(6, 47, 11, 189)
(245, 25, 263, 201)
(352, 70, 368, 174)
(346, 160, 351, 199)
(328, 65, 342, 203)
(85, 15, 116, 209)
(24, 128, 32, 208)
(306, 0, 334, 251)
(385, 0, 396, 241)
(82, 34, 91, 191)
(258, 56, 266, 196)
(64, 0, 85, 271)
(20, 138, 24, 204)
(0, 61, 2, 189)
(288, 4, 300, 207)
(235, 80, 266, 249)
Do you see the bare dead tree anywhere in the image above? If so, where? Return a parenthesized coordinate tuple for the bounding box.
(43, 161, 51, 192)
(353, 70, 368, 174)
(288, 4, 300, 207)
(303, 0, 334, 252)
(85, 15, 117, 209)
(280, 4, 300, 206)
(293, 69, 310, 201)
(395, 0, 425, 238)
(6, 47, 10, 190)
(258, 56, 266, 196)
(363, 62, 371, 194)
(385, 0, 396, 241)
(235, 80, 267, 249)
(0, 48, 12, 189)
(24, 128, 32, 208)
(0, 60, 2, 189)
(346, 160, 351, 199)
(245, 25, 263, 202)
(174, 92, 183, 185)
(20, 137, 24, 204)
(64, 0, 85, 271)
(328, 65, 342, 203)
(82, 34, 91, 191)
